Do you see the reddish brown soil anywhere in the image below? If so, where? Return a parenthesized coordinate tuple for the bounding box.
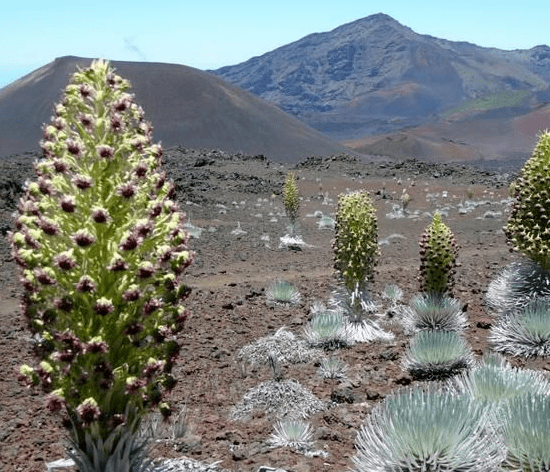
(1, 150, 549, 472)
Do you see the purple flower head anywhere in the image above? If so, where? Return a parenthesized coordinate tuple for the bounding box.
(73, 174, 92, 190)
(134, 220, 153, 238)
(56, 330, 83, 352)
(131, 137, 146, 151)
(96, 145, 115, 159)
(117, 182, 136, 199)
(150, 144, 162, 158)
(143, 359, 165, 378)
(138, 121, 153, 137)
(60, 196, 76, 213)
(66, 138, 83, 157)
(38, 218, 60, 236)
(119, 233, 141, 251)
(52, 159, 69, 173)
(155, 172, 166, 190)
(53, 297, 73, 312)
(113, 95, 132, 112)
(78, 83, 95, 100)
(46, 391, 67, 413)
(76, 398, 101, 425)
(78, 113, 94, 131)
(137, 262, 155, 279)
(142, 298, 163, 315)
(106, 72, 116, 88)
(110, 113, 125, 133)
(134, 161, 148, 178)
(122, 286, 142, 302)
(38, 177, 53, 196)
(73, 229, 96, 247)
(149, 202, 162, 218)
(42, 125, 56, 141)
(91, 207, 110, 223)
(40, 140, 55, 158)
(75, 275, 97, 293)
(94, 298, 115, 316)
(53, 116, 66, 131)
(123, 322, 144, 335)
(85, 338, 108, 354)
(108, 256, 128, 272)
(24, 232, 40, 249)
(125, 376, 146, 395)
(34, 268, 56, 285)
(55, 252, 76, 270)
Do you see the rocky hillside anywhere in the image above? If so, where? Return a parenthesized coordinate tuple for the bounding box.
(213, 13, 550, 140)
(0, 56, 348, 162)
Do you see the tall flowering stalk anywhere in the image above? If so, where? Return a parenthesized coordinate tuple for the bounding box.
(282, 171, 300, 233)
(11, 60, 193, 459)
(418, 211, 459, 295)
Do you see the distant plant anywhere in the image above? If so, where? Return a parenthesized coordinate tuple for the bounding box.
(418, 211, 459, 295)
(317, 215, 335, 230)
(502, 393, 550, 471)
(402, 330, 473, 380)
(303, 310, 351, 349)
(400, 191, 410, 211)
(352, 387, 505, 472)
(382, 283, 403, 307)
(401, 293, 467, 334)
(282, 171, 300, 233)
(266, 280, 301, 306)
(11, 60, 193, 468)
(489, 297, 550, 358)
(333, 190, 378, 293)
(318, 356, 348, 380)
(268, 418, 314, 452)
(505, 131, 550, 269)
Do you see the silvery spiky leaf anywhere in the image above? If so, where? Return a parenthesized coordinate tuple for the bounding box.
(317, 215, 335, 230)
(401, 293, 467, 334)
(352, 387, 505, 472)
(303, 311, 353, 349)
(402, 330, 474, 381)
(382, 284, 403, 305)
(68, 419, 153, 472)
(231, 379, 325, 421)
(486, 259, 550, 315)
(346, 318, 395, 343)
(502, 393, 550, 472)
(237, 327, 323, 369)
(266, 280, 301, 307)
(489, 298, 550, 358)
(318, 356, 348, 380)
(329, 285, 381, 323)
(451, 355, 550, 405)
(268, 418, 313, 452)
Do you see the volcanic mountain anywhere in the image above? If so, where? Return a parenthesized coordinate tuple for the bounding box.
(213, 13, 550, 167)
(0, 56, 348, 162)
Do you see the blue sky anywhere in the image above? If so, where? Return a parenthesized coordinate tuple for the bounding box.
(1, 0, 548, 89)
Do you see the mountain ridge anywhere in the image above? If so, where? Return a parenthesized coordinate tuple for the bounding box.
(212, 13, 550, 143)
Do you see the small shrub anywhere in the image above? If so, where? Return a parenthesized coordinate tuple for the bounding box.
(502, 393, 550, 471)
(382, 283, 403, 306)
(268, 418, 313, 452)
(352, 387, 505, 472)
(333, 190, 378, 293)
(402, 330, 474, 380)
(317, 215, 335, 230)
(318, 356, 348, 380)
(489, 297, 550, 358)
(401, 293, 467, 334)
(505, 130, 550, 269)
(418, 211, 459, 295)
(266, 280, 301, 306)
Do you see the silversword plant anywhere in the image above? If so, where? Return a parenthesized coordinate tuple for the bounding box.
(11, 60, 193, 466)
(418, 211, 459, 295)
(282, 171, 300, 233)
(505, 131, 550, 269)
(333, 190, 378, 293)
